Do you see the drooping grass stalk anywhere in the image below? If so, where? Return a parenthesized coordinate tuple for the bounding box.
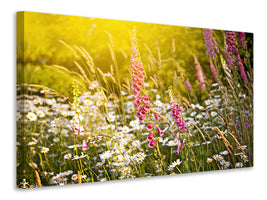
(35, 170, 42, 187)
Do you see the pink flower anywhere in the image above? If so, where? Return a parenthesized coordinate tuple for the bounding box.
(237, 54, 248, 85)
(149, 139, 155, 148)
(73, 129, 79, 137)
(81, 141, 88, 151)
(203, 28, 218, 59)
(137, 107, 146, 122)
(156, 126, 163, 137)
(79, 126, 85, 136)
(168, 87, 187, 133)
(210, 59, 219, 84)
(133, 92, 140, 100)
(175, 138, 181, 147)
(194, 56, 206, 92)
(138, 115, 145, 122)
(140, 109, 147, 117)
(143, 94, 149, 104)
(154, 112, 160, 120)
(175, 146, 180, 155)
(147, 122, 153, 131)
(238, 32, 246, 48)
(184, 80, 192, 90)
(144, 103, 150, 111)
(181, 139, 185, 149)
(147, 132, 153, 142)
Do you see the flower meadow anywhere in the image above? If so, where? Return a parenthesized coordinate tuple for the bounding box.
(16, 12, 253, 188)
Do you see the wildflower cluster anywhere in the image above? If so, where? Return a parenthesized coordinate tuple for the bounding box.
(194, 56, 206, 92)
(146, 112, 161, 148)
(238, 32, 246, 48)
(236, 54, 248, 85)
(210, 59, 219, 84)
(168, 87, 187, 133)
(225, 31, 238, 68)
(16, 25, 253, 188)
(184, 80, 192, 90)
(129, 28, 150, 122)
(203, 28, 219, 59)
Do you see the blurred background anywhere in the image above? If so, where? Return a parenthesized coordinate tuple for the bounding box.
(17, 11, 253, 101)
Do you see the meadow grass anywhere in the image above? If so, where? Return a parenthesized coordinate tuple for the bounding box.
(16, 24, 253, 188)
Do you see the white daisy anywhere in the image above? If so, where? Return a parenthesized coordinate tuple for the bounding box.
(37, 110, 45, 118)
(235, 162, 243, 168)
(210, 111, 217, 117)
(207, 158, 213, 163)
(64, 153, 72, 160)
(107, 114, 115, 122)
(16, 112, 22, 121)
(26, 112, 37, 121)
(170, 159, 182, 168)
(40, 147, 49, 153)
(122, 126, 130, 133)
(213, 154, 224, 162)
(99, 151, 112, 160)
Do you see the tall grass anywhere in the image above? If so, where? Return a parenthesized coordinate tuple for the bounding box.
(16, 26, 253, 188)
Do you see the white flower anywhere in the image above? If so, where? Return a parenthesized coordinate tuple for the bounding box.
(84, 99, 93, 106)
(29, 162, 37, 169)
(197, 105, 204, 110)
(89, 80, 99, 89)
(207, 158, 213, 163)
(210, 111, 217, 117)
(144, 82, 150, 87)
(40, 147, 49, 153)
(16, 112, 22, 121)
(37, 110, 45, 118)
(240, 154, 249, 162)
(53, 137, 60, 142)
(96, 100, 102, 106)
(48, 127, 58, 133)
(68, 144, 81, 150)
(72, 152, 87, 160)
(64, 153, 72, 160)
(107, 114, 115, 122)
(115, 132, 124, 138)
(213, 154, 224, 162)
(220, 150, 229, 155)
(190, 111, 197, 117)
(33, 97, 43, 105)
(220, 160, 231, 169)
(205, 99, 211, 106)
(134, 153, 146, 163)
(196, 114, 203, 119)
(51, 119, 61, 127)
(130, 119, 139, 127)
(187, 120, 195, 128)
(122, 126, 130, 133)
(26, 112, 37, 121)
(71, 174, 78, 181)
(154, 100, 163, 107)
(121, 90, 128, 96)
(170, 159, 182, 168)
(235, 162, 243, 168)
(132, 140, 140, 148)
(238, 145, 247, 150)
(166, 140, 177, 147)
(46, 98, 56, 105)
(99, 151, 112, 160)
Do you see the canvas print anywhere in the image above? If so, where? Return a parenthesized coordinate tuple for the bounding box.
(16, 11, 253, 188)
